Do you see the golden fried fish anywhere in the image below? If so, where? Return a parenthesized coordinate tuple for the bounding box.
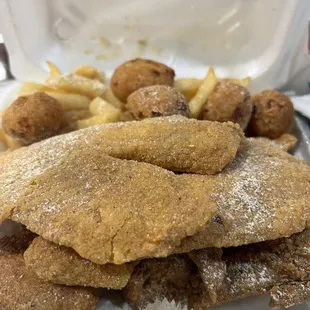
(255, 133, 298, 152)
(190, 229, 310, 309)
(9, 149, 215, 265)
(124, 229, 310, 310)
(75, 116, 243, 175)
(24, 237, 136, 289)
(176, 138, 310, 253)
(0, 116, 239, 224)
(0, 254, 98, 310)
(0, 224, 98, 310)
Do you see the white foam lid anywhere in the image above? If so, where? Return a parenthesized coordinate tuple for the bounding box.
(0, 0, 310, 93)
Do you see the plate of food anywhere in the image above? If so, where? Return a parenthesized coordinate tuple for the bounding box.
(0, 57, 309, 310)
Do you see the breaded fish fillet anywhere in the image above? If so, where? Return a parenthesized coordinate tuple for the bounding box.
(0, 116, 241, 223)
(0, 254, 98, 310)
(9, 149, 215, 265)
(175, 138, 310, 253)
(269, 282, 310, 308)
(75, 116, 243, 175)
(124, 229, 310, 309)
(255, 133, 298, 152)
(123, 254, 196, 309)
(24, 237, 136, 289)
(190, 229, 310, 309)
(0, 225, 98, 310)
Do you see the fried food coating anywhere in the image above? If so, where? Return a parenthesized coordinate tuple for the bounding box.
(124, 229, 310, 310)
(8, 148, 215, 265)
(202, 82, 253, 130)
(175, 137, 310, 253)
(2, 92, 68, 145)
(248, 90, 294, 138)
(0, 254, 98, 310)
(123, 254, 197, 309)
(190, 229, 310, 309)
(111, 59, 175, 102)
(24, 237, 136, 289)
(126, 85, 190, 119)
(84, 116, 242, 175)
(255, 133, 298, 152)
(0, 118, 241, 223)
(269, 282, 310, 308)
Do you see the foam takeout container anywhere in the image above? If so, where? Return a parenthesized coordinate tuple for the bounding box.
(0, 0, 310, 309)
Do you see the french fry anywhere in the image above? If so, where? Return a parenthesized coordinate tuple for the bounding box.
(19, 83, 91, 111)
(46, 61, 62, 80)
(95, 71, 106, 84)
(74, 65, 106, 84)
(89, 97, 121, 116)
(174, 79, 202, 101)
(102, 88, 124, 109)
(47, 74, 106, 98)
(45, 91, 91, 111)
(175, 76, 251, 102)
(189, 68, 218, 118)
(64, 110, 91, 123)
(77, 112, 121, 129)
(74, 65, 97, 79)
(77, 96, 122, 128)
(19, 82, 57, 96)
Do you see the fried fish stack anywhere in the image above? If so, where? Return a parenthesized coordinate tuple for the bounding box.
(0, 116, 309, 310)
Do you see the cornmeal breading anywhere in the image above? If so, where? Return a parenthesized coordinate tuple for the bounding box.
(10, 149, 215, 264)
(124, 230, 310, 309)
(24, 237, 136, 289)
(0, 116, 242, 224)
(175, 138, 310, 253)
(0, 254, 98, 310)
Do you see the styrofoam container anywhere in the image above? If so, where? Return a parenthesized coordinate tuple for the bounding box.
(1, 0, 310, 93)
(0, 0, 309, 309)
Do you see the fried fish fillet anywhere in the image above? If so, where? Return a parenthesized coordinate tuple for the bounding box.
(0, 117, 241, 223)
(0, 225, 98, 310)
(123, 229, 310, 309)
(123, 254, 197, 309)
(74, 116, 243, 175)
(269, 282, 310, 308)
(255, 133, 298, 152)
(190, 229, 310, 309)
(24, 237, 136, 289)
(175, 138, 310, 253)
(8, 148, 215, 265)
(0, 254, 98, 310)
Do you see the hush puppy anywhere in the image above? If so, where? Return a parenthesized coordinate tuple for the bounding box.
(2, 92, 68, 145)
(202, 81, 253, 130)
(127, 85, 190, 120)
(248, 90, 294, 138)
(111, 59, 175, 102)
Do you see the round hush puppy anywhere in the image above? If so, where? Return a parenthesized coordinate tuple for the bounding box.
(127, 85, 190, 120)
(111, 58, 175, 102)
(202, 81, 253, 130)
(2, 92, 68, 145)
(248, 90, 294, 139)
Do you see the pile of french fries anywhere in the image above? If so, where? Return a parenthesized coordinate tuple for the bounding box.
(0, 61, 251, 150)
(174, 69, 251, 118)
(18, 62, 124, 130)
